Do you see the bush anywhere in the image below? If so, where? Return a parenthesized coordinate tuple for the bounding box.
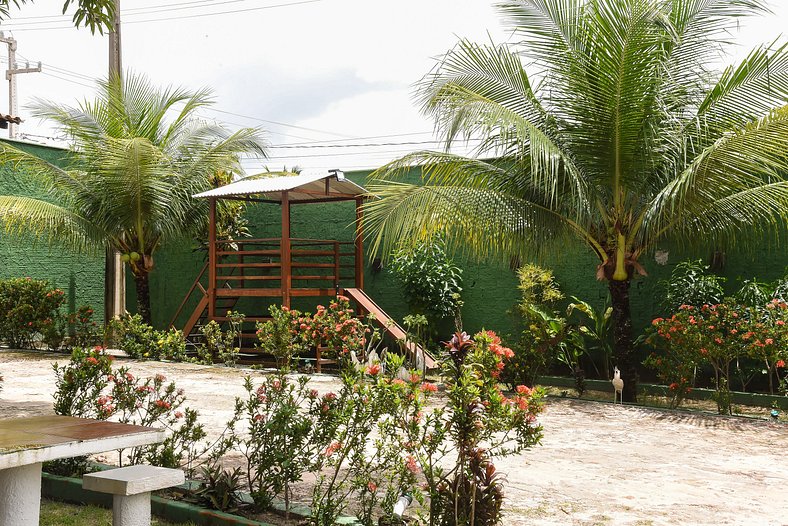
(0, 277, 65, 348)
(389, 238, 463, 332)
(67, 305, 100, 348)
(50, 347, 208, 477)
(505, 265, 568, 389)
(255, 306, 310, 371)
(223, 374, 331, 513)
(308, 296, 367, 360)
(198, 311, 244, 366)
(111, 314, 186, 361)
(662, 260, 725, 312)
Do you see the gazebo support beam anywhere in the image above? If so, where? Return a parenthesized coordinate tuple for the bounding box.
(281, 190, 291, 308)
(355, 197, 364, 290)
(208, 197, 217, 320)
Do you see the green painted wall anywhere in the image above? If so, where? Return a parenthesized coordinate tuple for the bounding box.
(0, 139, 105, 322)
(134, 167, 788, 346)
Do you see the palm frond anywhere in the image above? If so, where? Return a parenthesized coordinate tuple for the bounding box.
(363, 180, 589, 263)
(0, 195, 107, 252)
(642, 106, 788, 247)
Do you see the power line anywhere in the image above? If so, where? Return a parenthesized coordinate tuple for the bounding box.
(3, 0, 260, 26)
(0, 0, 323, 31)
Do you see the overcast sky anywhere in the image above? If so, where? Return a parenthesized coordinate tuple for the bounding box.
(0, 0, 785, 172)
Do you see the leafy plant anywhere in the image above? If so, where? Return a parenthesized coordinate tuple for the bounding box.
(199, 312, 244, 367)
(193, 465, 243, 513)
(0, 277, 65, 348)
(505, 265, 567, 389)
(110, 314, 186, 361)
(255, 305, 310, 371)
(566, 297, 613, 379)
(389, 237, 462, 332)
(662, 260, 725, 313)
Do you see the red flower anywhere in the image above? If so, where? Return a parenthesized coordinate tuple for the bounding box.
(777, 360, 786, 369)
(366, 363, 381, 376)
(421, 382, 438, 393)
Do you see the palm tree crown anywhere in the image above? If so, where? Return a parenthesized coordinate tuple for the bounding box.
(0, 72, 267, 322)
(364, 0, 788, 400)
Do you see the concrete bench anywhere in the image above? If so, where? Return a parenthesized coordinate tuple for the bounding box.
(83, 465, 184, 526)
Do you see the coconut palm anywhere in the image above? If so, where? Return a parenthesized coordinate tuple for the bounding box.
(364, 0, 788, 401)
(0, 72, 267, 324)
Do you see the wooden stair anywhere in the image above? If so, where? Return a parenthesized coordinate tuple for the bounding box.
(343, 287, 438, 370)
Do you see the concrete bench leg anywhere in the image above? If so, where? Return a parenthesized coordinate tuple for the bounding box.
(0, 462, 42, 526)
(113, 491, 151, 526)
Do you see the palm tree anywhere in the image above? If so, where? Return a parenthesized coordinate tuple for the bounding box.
(0, 72, 267, 324)
(363, 0, 788, 401)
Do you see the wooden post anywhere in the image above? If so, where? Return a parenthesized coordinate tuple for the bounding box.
(354, 197, 364, 290)
(208, 197, 217, 320)
(281, 191, 291, 308)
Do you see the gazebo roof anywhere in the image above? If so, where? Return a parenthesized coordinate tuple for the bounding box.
(193, 169, 367, 202)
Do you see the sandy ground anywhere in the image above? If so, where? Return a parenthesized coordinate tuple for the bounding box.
(1, 350, 787, 526)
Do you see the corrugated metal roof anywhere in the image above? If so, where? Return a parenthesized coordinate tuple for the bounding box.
(193, 169, 367, 201)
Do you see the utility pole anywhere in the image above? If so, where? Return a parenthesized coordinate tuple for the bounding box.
(0, 33, 41, 139)
(104, 0, 125, 324)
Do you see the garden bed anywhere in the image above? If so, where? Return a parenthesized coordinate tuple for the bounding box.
(2, 350, 787, 525)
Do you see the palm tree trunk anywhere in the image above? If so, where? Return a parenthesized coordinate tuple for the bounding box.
(608, 279, 638, 402)
(133, 271, 152, 325)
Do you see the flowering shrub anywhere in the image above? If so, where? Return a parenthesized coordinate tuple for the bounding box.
(645, 300, 788, 412)
(309, 296, 367, 359)
(255, 305, 310, 371)
(67, 305, 100, 348)
(400, 330, 544, 525)
(308, 353, 420, 525)
(0, 277, 65, 348)
(50, 347, 207, 476)
(220, 374, 332, 513)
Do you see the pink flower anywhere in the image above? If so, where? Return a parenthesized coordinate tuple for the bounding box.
(155, 374, 166, 382)
(366, 363, 381, 376)
(324, 441, 342, 457)
(515, 385, 532, 396)
(405, 455, 420, 474)
(367, 481, 377, 492)
(174, 411, 184, 419)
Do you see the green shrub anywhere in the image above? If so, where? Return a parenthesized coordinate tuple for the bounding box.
(389, 238, 463, 332)
(111, 314, 186, 361)
(255, 305, 310, 371)
(662, 260, 725, 312)
(0, 277, 65, 348)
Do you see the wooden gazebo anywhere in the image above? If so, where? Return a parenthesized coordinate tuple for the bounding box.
(171, 170, 435, 368)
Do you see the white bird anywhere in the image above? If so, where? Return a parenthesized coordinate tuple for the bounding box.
(612, 367, 624, 404)
(366, 348, 379, 368)
(349, 350, 365, 373)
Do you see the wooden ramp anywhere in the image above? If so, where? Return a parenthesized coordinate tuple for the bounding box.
(343, 287, 438, 370)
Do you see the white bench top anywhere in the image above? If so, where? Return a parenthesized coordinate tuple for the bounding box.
(83, 465, 185, 496)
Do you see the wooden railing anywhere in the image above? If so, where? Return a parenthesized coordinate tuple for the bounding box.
(214, 238, 356, 292)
